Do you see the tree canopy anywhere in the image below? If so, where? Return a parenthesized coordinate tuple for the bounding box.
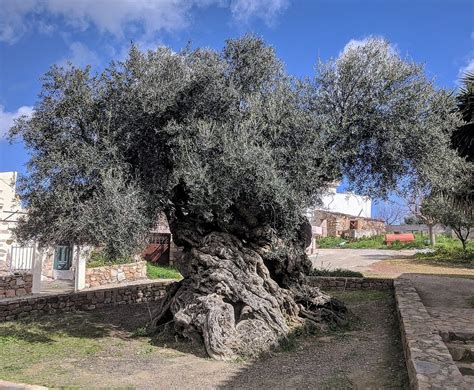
(10, 36, 462, 257)
(9, 35, 468, 360)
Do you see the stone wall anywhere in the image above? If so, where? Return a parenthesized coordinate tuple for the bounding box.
(306, 276, 393, 290)
(85, 261, 147, 288)
(0, 280, 172, 322)
(0, 273, 33, 299)
(394, 279, 467, 389)
(312, 210, 385, 238)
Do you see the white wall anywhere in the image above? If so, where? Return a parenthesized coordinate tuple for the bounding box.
(0, 172, 20, 269)
(316, 184, 372, 218)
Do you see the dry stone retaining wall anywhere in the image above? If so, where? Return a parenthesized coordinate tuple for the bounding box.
(394, 279, 469, 389)
(0, 273, 33, 299)
(85, 261, 147, 288)
(0, 280, 172, 322)
(306, 276, 393, 290)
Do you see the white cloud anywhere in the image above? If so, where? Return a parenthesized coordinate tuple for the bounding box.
(230, 0, 289, 25)
(58, 42, 101, 68)
(342, 38, 370, 52)
(0, 105, 34, 139)
(459, 58, 474, 77)
(341, 36, 398, 56)
(0, 0, 291, 44)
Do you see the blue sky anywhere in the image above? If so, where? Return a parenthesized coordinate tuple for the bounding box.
(0, 0, 473, 217)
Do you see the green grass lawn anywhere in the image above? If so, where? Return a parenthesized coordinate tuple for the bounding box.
(146, 262, 182, 279)
(87, 249, 133, 268)
(317, 233, 473, 251)
(0, 315, 107, 386)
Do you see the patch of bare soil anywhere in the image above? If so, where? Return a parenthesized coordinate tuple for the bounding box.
(221, 290, 409, 389)
(403, 274, 474, 308)
(365, 258, 474, 279)
(4, 293, 408, 389)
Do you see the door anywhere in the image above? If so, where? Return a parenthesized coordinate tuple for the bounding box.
(54, 245, 73, 270)
(142, 233, 170, 265)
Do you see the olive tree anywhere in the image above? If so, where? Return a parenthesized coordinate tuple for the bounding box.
(10, 36, 461, 360)
(422, 195, 473, 250)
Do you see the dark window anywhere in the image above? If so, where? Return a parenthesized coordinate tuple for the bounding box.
(349, 220, 358, 230)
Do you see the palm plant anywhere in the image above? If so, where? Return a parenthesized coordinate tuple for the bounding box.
(453, 71, 474, 160)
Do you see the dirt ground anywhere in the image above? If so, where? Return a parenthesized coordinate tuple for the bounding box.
(402, 273, 474, 308)
(311, 248, 474, 279)
(365, 258, 474, 279)
(0, 291, 408, 389)
(310, 248, 416, 272)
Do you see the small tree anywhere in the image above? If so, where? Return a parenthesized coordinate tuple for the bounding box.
(423, 196, 473, 250)
(374, 200, 405, 225)
(404, 215, 423, 225)
(399, 184, 439, 245)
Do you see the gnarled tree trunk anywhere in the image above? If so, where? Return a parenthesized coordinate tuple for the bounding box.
(147, 217, 347, 361)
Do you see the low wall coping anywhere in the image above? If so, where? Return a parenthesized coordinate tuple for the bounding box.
(0, 279, 175, 322)
(306, 276, 394, 290)
(394, 279, 469, 389)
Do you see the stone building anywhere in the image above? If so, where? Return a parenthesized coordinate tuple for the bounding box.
(305, 183, 385, 253)
(311, 210, 386, 238)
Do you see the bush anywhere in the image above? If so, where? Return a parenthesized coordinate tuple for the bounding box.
(316, 236, 347, 248)
(87, 249, 133, 268)
(414, 247, 474, 265)
(310, 268, 363, 277)
(146, 262, 182, 279)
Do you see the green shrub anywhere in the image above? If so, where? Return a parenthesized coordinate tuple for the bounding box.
(310, 268, 363, 277)
(87, 249, 133, 268)
(146, 262, 182, 279)
(414, 247, 474, 265)
(316, 236, 347, 248)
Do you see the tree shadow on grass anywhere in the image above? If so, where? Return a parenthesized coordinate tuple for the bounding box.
(0, 300, 212, 358)
(0, 302, 161, 345)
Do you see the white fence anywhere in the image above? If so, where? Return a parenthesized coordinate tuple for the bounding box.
(8, 245, 36, 273)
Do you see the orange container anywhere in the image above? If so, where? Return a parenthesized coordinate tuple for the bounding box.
(385, 233, 415, 244)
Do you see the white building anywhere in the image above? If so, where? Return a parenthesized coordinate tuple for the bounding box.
(305, 183, 380, 251)
(316, 182, 372, 218)
(0, 172, 22, 272)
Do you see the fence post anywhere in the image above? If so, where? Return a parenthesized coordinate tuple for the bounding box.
(32, 243, 43, 294)
(74, 245, 86, 292)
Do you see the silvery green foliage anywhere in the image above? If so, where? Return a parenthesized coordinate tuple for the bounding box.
(313, 37, 463, 197)
(10, 36, 460, 256)
(422, 194, 473, 250)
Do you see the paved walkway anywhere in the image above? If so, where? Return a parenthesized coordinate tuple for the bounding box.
(310, 248, 415, 271)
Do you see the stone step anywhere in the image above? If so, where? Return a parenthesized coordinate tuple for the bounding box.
(446, 342, 474, 362)
(457, 362, 474, 376)
(440, 331, 474, 343)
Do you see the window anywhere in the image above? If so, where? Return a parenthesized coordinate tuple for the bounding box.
(349, 220, 359, 230)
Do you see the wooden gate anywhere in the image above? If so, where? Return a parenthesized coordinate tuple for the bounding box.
(142, 233, 170, 265)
